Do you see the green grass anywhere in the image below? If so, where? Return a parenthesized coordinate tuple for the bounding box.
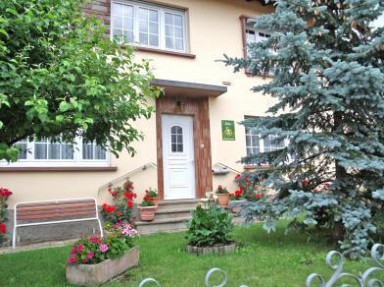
(0, 223, 383, 286)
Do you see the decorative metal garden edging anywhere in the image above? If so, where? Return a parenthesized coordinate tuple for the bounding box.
(138, 243, 384, 287)
(305, 243, 384, 287)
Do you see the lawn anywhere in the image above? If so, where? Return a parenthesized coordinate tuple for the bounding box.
(0, 222, 382, 287)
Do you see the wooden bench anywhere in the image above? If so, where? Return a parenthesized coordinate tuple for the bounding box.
(12, 198, 103, 248)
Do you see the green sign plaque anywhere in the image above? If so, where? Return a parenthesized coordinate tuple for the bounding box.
(221, 120, 235, 141)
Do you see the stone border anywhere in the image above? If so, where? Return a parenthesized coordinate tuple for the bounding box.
(186, 242, 236, 255)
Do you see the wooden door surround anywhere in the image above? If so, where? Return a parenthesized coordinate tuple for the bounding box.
(156, 96, 212, 200)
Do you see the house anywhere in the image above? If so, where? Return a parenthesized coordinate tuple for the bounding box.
(0, 0, 277, 237)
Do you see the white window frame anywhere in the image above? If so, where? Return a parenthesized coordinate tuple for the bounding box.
(245, 126, 289, 165)
(0, 136, 110, 167)
(111, 0, 189, 53)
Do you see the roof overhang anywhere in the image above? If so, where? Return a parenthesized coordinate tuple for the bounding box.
(151, 79, 227, 98)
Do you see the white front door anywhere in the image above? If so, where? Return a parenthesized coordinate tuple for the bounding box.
(162, 115, 196, 199)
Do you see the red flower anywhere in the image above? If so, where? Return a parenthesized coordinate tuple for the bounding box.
(244, 176, 249, 182)
(107, 188, 112, 193)
(111, 190, 120, 197)
(234, 190, 242, 197)
(235, 174, 241, 179)
(67, 257, 77, 264)
(116, 211, 121, 216)
(0, 188, 12, 198)
(127, 200, 134, 209)
(102, 203, 116, 214)
(255, 193, 262, 199)
(124, 192, 137, 199)
(0, 223, 6, 233)
(246, 182, 252, 186)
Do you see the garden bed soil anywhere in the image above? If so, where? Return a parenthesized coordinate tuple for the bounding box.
(66, 245, 140, 285)
(186, 242, 236, 255)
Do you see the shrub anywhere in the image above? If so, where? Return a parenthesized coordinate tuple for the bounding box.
(186, 205, 234, 247)
(101, 179, 137, 224)
(0, 187, 12, 244)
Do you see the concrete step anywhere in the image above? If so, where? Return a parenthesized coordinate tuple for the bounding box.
(157, 199, 199, 210)
(135, 216, 191, 234)
(154, 207, 193, 220)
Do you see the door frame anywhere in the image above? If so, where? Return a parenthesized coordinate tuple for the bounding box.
(156, 96, 212, 200)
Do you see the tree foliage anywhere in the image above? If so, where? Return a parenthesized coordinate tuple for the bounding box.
(225, 0, 384, 258)
(0, 0, 159, 161)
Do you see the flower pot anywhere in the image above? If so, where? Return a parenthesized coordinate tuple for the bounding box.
(152, 196, 160, 206)
(66, 246, 140, 285)
(138, 206, 157, 221)
(228, 199, 247, 215)
(217, 193, 230, 206)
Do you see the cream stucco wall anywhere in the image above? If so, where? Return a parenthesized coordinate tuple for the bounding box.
(1, 0, 274, 207)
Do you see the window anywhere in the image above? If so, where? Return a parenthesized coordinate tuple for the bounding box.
(111, 1, 187, 52)
(245, 21, 271, 46)
(1, 137, 109, 167)
(245, 124, 287, 164)
(171, 126, 183, 153)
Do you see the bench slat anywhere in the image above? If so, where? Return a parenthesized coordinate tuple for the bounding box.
(18, 207, 96, 217)
(17, 210, 97, 221)
(17, 202, 95, 213)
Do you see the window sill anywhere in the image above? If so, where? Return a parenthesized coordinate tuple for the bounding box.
(135, 46, 196, 59)
(243, 165, 273, 171)
(0, 167, 118, 172)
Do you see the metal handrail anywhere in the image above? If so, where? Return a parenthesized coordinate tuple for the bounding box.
(97, 162, 158, 192)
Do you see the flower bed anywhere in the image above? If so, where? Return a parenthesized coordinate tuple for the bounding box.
(66, 223, 139, 285)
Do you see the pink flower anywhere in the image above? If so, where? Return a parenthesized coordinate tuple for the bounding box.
(67, 257, 77, 264)
(83, 259, 89, 263)
(76, 244, 84, 253)
(99, 244, 108, 252)
(70, 247, 76, 255)
(87, 252, 94, 259)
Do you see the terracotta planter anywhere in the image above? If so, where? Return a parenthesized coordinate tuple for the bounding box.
(152, 196, 160, 206)
(138, 206, 157, 221)
(217, 193, 230, 206)
(186, 242, 236, 255)
(66, 246, 140, 285)
(228, 199, 247, 215)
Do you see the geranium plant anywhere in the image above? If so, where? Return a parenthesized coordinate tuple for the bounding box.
(229, 189, 245, 201)
(67, 224, 138, 265)
(215, 185, 228, 194)
(101, 179, 137, 224)
(140, 195, 155, 207)
(235, 173, 266, 201)
(145, 188, 158, 199)
(0, 187, 12, 244)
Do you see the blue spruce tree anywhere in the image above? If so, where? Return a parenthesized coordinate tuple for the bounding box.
(225, 0, 384, 258)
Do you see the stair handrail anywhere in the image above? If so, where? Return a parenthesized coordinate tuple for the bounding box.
(213, 162, 242, 174)
(98, 162, 158, 193)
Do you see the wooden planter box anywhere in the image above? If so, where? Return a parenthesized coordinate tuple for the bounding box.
(186, 242, 236, 255)
(66, 246, 140, 285)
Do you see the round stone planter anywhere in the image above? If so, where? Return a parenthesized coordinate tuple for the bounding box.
(217, 193, 230, 206)
(228, 199, 247, 215)
(137, 206, 157, 221)
(186, 242, 236, 255)
(66, 246, 140, 285)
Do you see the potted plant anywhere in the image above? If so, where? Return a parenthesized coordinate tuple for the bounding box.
(145, 188, 159, 205)
(216, 185, 230, 206)
(186, 204, 235, 255)
(228, 188, 247, 215)
(66, 223, 139, 285)
(137, 195, 157, 221)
